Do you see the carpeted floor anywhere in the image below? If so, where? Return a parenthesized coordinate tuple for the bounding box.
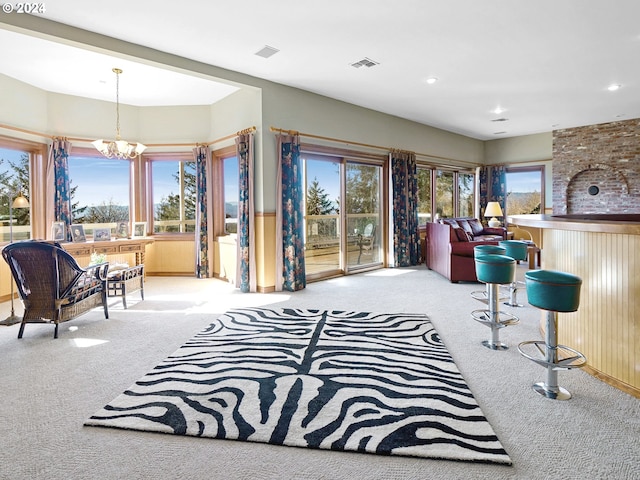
(86, 308, 511, 464)
(0, 265, 638, 479)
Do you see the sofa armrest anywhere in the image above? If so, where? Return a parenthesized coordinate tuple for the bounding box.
(482, 227, 507, 239)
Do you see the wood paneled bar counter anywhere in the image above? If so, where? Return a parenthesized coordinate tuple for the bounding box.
(508, 214, 639, 397)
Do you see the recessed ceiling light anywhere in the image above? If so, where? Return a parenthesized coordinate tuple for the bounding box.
(492, 106, 505, 114)
(425, 77, 438, 84)
(607, 84, 622, 91)
(255, 45, 280, 59)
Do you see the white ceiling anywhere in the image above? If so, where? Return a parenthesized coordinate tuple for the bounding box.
(1, 0, 639, 140)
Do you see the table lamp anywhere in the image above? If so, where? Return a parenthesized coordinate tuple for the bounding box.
(484, 202, 503, 228)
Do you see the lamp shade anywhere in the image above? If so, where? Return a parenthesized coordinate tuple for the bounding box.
(12, 192, 29, 208)
(484, 202, 503, 218)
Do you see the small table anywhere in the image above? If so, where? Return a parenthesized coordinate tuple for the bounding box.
(107, 264, 145, 309)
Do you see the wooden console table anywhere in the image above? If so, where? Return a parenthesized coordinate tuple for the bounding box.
(61, 238, 154, 265)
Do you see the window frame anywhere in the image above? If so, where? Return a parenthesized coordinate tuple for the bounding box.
(143, 152, 197, 236)
(67, 147, 134, 238)
(505, 165, 545, 219)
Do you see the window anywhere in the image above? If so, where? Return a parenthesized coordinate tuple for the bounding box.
(151, 158, 196, 233)
(223, 156, 239, 234)
(68, 152, 131, 237)
(506, 167, 544, 216)
(435, 170, 454, 218)
(0, 146, 31, 241)
(458, 172, 475, 217)
(417, 167, 432, 225)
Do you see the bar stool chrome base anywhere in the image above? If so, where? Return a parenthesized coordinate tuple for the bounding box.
(517, 311, 587, 400)
(502, 281, 525, 307)
(470, 287, 508, 304)
(471, 283, 519, 350)
(532, 382, 572, 400)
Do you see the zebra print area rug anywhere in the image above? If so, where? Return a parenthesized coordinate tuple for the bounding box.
(85, 308, 511, 464)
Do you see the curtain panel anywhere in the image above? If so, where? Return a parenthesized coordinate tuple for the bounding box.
(236, 133, 256, 293)
(478, 166, 489, 214)
(48, 138, 72, 241)
(490, 165, 507, 214)
(390, 151, 420, 267)
(193, 146, 210, 278)
(478, 165, 506, 219)
(275, 134, 306, 292)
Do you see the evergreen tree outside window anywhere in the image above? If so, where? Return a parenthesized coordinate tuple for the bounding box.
(458, 172, 475, 217)
(152, 159, 196, 233)
(417, 167, 432, 225)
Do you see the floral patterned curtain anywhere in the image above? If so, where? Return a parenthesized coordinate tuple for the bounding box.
(478, 166, 489, 214)
(390, 150, 420, 267)
(491, 165, 507, 214)
(49, 138, 72, 241)
(478, 165, 506, 220)
(193, 145, 209, 278)
(236, 133, 256, 292)
(275, 134, 306, 292)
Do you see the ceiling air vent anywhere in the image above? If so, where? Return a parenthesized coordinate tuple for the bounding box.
(350, 57, 379, 68)
(255, 45, 280, 59)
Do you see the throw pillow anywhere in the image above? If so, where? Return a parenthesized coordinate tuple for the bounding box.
(457, 219, 474, 236)
(468, 218, 485, 236)
(454, 227, 470, 242)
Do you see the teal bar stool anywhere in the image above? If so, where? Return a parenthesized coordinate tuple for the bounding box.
(517, 270, 587, 400)
(499, 240, 529, 307)
(470, 245, 507, 303)
(471, 254, 519, 350)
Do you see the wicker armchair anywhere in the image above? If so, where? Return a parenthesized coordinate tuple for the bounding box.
(2, 240, 109, 339)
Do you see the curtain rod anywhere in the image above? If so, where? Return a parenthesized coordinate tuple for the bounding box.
(269, 126, 480, 168)
(0, 123, 256, 149)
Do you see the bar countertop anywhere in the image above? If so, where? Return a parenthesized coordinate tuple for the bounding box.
(508, 213, 640, 235)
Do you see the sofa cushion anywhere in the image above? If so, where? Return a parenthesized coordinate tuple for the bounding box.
(454, 227, 472, 242)
(468, 218, 485, 236)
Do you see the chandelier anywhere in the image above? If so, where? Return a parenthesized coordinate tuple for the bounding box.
(92, 68, 146, 159)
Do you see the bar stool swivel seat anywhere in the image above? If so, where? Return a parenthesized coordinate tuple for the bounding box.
(517, 270, 587, 400)
(471, 254, 519, 350)
(470, 245, 507, 304)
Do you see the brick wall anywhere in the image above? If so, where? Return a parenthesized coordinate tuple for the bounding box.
(552, 119, 640, 214)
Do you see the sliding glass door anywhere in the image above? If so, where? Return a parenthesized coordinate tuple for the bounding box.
(304, 157, 341, 277)
(345, 162, 382, 270)
(303, 154, 383, 279)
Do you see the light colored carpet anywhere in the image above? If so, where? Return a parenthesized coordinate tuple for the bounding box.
(0, 264, 638, 479)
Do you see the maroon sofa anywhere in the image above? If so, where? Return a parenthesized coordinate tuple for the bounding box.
(426, 217, 507, 283)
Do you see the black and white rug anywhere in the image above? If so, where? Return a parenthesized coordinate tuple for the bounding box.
(85, 308, 511, 464)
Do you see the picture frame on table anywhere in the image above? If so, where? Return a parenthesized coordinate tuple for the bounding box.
(116, 221, 129, 239)
(70, 224, 86, 243)
(93, 227, 112, 242)
(51, 221, 66, 242)
(132, 222, 147, 238)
